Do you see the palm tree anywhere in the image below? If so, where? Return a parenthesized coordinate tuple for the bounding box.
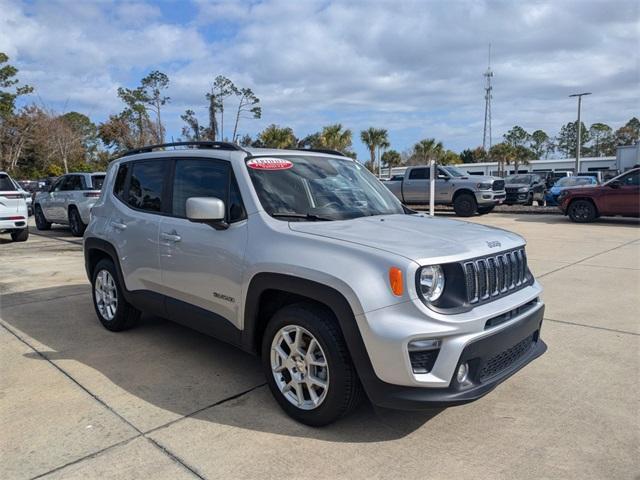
(412, 138, 444, 165)
(318, 124, 352, 152)
(258, 124, 297, 149)
(360, 128, 389, 176)
(489, 142, 516, 176)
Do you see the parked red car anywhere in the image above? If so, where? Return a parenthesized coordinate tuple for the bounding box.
(559, 168, 639, 222)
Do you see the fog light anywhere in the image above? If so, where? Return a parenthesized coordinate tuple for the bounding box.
(456, 362, 469, 383)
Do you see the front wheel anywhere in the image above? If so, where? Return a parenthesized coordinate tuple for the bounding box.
(453, 193, 477, 217)
(568, 199, 597, 223)
(262, 304, 363, 426)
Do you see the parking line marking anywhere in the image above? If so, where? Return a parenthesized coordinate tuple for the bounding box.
(537, 238, 640, 279)
(544, 317, 638, 336)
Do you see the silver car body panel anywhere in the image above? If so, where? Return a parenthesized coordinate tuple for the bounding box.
(35, 172, 105, 225)
(85, 149, 543, 389)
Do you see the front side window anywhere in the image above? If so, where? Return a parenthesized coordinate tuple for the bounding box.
(246, 155, 404, 221)
(172, 160, 228, 218)
(620, 170, 639, 186)
(127, 161, 165, 212)
(441, 166, 467, 177)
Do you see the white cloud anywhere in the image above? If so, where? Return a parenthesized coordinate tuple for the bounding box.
(1, 0, 639, 156)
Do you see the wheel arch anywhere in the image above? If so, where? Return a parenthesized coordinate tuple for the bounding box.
(84, 238, 127, 295)
(242, 273, 379, 394)
(452, 188, 476, 201)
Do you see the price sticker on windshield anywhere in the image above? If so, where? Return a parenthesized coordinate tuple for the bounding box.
(246, 158, 293, 170)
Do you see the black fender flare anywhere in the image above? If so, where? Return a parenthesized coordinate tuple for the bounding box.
(242, 273, 381, 394)
(84, 237, 131, 302)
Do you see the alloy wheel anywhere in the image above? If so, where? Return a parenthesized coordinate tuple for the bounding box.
(94, 269, 118, 321)
(270, 325, 329, 410)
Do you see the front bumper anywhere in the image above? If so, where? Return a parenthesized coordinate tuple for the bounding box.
(475, 190, 506, 205)
(354, 284, 546, 409)
(505, 191, 529, 204)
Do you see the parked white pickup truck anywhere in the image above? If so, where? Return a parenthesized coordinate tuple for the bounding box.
(384, 165, 506, 216)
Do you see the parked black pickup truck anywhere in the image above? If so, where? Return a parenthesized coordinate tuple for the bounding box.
(503, 174, 546, 205)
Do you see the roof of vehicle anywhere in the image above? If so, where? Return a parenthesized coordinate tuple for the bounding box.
(116, 141, 349, 162)
(62, 172, 106, 176)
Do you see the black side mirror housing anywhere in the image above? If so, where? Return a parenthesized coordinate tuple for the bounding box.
(609, 180, 622, 189)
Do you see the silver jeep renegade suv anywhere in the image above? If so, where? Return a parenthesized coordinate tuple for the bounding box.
(84, 141, 546, 426)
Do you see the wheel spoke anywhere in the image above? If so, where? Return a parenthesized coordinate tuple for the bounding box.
(308, 375, 327, 388)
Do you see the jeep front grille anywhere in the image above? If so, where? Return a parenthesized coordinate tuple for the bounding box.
(492, 180, 505, 191)
(463, 248, 528, 304)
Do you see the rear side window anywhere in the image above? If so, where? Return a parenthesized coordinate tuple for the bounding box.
(91, 175, 105, 190)
(61, 175, 85, 191)
(0, 174, 17, 191)
(113, 163, 129, 200)
(127, 161, 165, 212)
(409, 168, 429, 180)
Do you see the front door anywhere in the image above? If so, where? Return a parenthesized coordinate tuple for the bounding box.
(603, 170, 640, 216)
(159, 158, 248, 329)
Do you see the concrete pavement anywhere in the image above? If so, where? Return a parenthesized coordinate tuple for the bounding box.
(1, 215, 638, 479)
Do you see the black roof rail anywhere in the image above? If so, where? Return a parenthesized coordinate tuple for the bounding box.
(119, 141, 246, 158)
(291, 148, 347, 157)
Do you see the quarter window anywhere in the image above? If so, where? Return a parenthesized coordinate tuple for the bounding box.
(127, 161, 165, 212)
(114, 163, 129, 200)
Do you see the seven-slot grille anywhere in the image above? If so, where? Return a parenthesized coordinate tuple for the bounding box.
(492, 180, 505, 191)
(464, 248, 528, 304)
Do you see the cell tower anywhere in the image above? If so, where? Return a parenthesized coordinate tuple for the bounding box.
(482, 44, 493, 151)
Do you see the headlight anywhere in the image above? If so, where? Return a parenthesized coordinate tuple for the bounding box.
(518, 187, 529, 193)
(477, 182, 492, 190)
(417, 265, 445, 303)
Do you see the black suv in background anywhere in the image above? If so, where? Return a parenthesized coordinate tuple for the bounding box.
(504, 174, 546, 205)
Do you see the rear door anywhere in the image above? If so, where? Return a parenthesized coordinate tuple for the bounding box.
(159, 158, 248, 329)
(402, 167, 429, 203)
(109, 160, 166, 292)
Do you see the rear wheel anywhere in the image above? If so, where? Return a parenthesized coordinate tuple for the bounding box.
(69, 207, 86, 236)
(91, 259, 140, 331)
(34, 205, 51, 230)
(11, 228, 29, 242)
(453, 193, 477, 217)
(262, 303, 363, 426)
(477, 205, 495, 215)
(568, 199, 597, 223)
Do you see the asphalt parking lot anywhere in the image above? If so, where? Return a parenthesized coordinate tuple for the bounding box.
(1, 214, 638, 480)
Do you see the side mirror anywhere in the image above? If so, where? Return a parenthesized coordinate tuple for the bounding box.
(186, 197, 228, 230)
(608, 180, 622, 189)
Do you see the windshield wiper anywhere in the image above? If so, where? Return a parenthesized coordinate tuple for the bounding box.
(271, 212, 333, 221)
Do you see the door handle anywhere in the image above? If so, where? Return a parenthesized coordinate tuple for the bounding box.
(111, 221, 127, 231)
(161, 231, 181, 242)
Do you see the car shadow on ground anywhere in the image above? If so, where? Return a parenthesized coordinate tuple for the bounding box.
(1, 284, 442, 443)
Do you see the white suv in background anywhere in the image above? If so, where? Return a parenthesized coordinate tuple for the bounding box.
(0, 171, 29, 242)
(35, 172, 105, 236)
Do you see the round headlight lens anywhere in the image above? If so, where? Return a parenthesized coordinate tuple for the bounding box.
(418, 265, 445, 302)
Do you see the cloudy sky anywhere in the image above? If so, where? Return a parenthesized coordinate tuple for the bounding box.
(1, 0, 639, 159)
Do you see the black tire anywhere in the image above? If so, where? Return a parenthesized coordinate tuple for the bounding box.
(453, 193, 477, 217)
(69, 207, 86, 236)
(525, 193, 534, 206)
(568, 199, 597, 223)
(34, 205, 51, 230)
(91, 259, 140, 331)
(262, 303, 363, 426)
(11, 228, 29, 242)
(477, 205, 494, 215)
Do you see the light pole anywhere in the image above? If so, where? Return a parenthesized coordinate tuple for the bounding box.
(569, 92, 591, 174)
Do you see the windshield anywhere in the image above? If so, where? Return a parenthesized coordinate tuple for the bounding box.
(505, 175, 532, 184)
(555, 177, 594, 187)
(0, 174, 17, 191)
(246, 155, 405, 221)
(442, 166, 467, 177)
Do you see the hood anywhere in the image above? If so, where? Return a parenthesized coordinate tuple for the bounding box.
(288, 214, 524, 264)
(550, 184, 596, 194)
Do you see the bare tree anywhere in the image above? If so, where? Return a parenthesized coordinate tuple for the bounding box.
(232, 88, 261, 142)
